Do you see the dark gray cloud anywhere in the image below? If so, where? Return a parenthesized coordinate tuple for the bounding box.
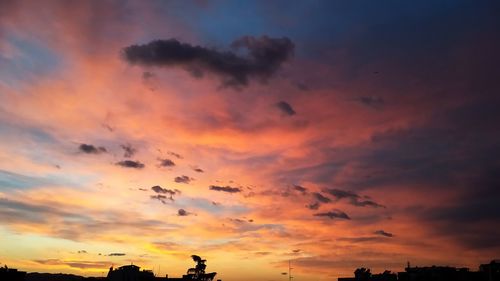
(276, 101, 296, 116)
(293, 185, 307, 194)
(313, 210, 350, 220)
(177, 209, 191, 216)
(151, 185, 178, 196)
(374, 230, 394, 237)
(150, 185, 180, 203)
(79, 143, 107, 154)
(108, 253, 126, 256)
(174, 175, 192, 184)
(209, 185, 241, 193)
(323, 188, 384, 208)
(312, 192, 331, 203)
(193, 167, 204, 173)
(115, 160, 144, 169)
(122, 35, 294, 88)
(159, 158, 175, 167)
(120, 144, 136, 158)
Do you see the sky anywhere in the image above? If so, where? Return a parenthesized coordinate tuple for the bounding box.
(1, 1, 500, 280)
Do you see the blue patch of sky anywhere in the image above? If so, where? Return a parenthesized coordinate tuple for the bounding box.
(0, 169, 93, 191)
(157, 0, 488, 60)
(0, 33, 64, 89)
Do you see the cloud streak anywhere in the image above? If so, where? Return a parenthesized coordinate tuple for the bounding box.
(209, 185, 242, 193)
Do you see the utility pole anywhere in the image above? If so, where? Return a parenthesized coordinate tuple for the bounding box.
(289, 260, 293, 281)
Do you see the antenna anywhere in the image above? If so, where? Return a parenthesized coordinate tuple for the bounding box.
(289, 260, 293, 281)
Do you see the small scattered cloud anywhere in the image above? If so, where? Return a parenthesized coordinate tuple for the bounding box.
(275, 101, 296, 116)
(79, 144, 107, 154)
(177, 208, 193, 216)
(150, 185, 180, 203)
(77, 250, 87, 254)
(313, 210, 351, 220)
(323, 188, 384, 208)
(174, 175, 193, 184)
(374, 230, 394, 237)
(293, 185, 307, 194)
(120, 144, 136, 158)
(158, 158, 175, 167)
(209, 185, 241, 193)
(167, 151, 183, 159)
(191, 166, 204, 173)
(151, 185, 179, 196)
(108, 253, 126, 256)
(115, 160, 145, 169)
(313, 192, 331, 203)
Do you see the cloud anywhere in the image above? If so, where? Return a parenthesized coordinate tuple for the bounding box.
(151, 185, 179, 196)
(122, 35, 294, 88)
(120, 144, 136, 158)
(115, 160, 145, 169)
(79, 143, 107, 154)
(313, 210, 350, 220)
(209, 185, 241, 193)
(150, 194, 170, 204)
(158, 158, 175, 167)
(108, 253, 126, 256)
(374, 230, 394, 237)
(33, 259, 110, 269)
(337, 237, 381, 243)
(312, 192, 331, 203)
(323, 188, 384, 208)
(174, 175, 192, 184)
(191, 166, 204, 173)
(177, 208, 193, 216)
(275, 101, 296, 116)
(167, 151, 183, 159)
(77, 250, 87, 254)
(150, 185, 181, 203)
(293, 185, 308, 194)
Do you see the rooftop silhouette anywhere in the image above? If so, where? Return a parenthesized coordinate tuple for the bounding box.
(338, 260, 500, 281)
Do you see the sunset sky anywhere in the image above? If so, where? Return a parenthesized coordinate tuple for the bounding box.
(1, 1, 500, 280)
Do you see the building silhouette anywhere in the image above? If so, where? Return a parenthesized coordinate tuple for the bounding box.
(0, 264, 26, 281)
(339, 260, 500, 281)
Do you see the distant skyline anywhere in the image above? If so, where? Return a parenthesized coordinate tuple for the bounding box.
(1, 1, 499, 281)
